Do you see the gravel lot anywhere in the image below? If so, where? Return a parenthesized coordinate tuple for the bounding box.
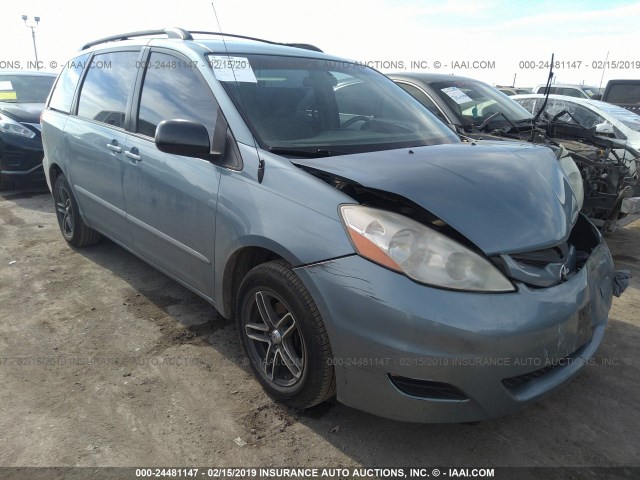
(1, 190, 639, 469)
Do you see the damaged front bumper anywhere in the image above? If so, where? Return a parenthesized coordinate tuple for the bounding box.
(295, 235, 621, 423)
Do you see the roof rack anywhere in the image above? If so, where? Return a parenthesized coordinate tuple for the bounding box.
(190, 31, 322, 51)
(80, 27, 323, 52)
(80, 27, 192, 50)
(190, 31, 280, 46)
(282, 43, 323, 52)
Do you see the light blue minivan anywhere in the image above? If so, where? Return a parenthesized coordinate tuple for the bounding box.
(41, 28, 622, 422)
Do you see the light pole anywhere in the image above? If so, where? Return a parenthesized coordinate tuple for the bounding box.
(21, 15, 40, 69)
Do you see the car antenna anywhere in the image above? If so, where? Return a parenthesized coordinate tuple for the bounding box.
(531, 53, 554, 125)
(210, 2, 265, 183)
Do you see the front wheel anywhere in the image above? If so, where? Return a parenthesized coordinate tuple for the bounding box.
(237, 261, 335, 408)
(53, 174, 101, 247)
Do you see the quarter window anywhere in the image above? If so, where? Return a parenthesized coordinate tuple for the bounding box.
(77, 51, 139, 128)
(49, 54, 89, 113)
(136, 52, 217, 139)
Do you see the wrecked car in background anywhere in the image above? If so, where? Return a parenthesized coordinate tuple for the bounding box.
(513, 93, 640, 225)
(389, 73, 640, 232)
(513, 94, 640, 151)
(41, 28, 627, 423)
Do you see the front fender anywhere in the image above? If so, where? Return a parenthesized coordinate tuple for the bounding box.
(213, 147, 356, 317)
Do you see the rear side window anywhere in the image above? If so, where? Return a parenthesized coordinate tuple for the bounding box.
(559, 88, 583, 98)
(136, 52, 217, 139)
(539, 86, 558, 94)
(77, 51, 140, 129)
(607, 84, 640, 104)
(49, 54, 89, 113)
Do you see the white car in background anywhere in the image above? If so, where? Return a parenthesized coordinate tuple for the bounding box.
(513, 94, 640, 150)
(531, 84, 601, 99)
(513, 94, 640, 178)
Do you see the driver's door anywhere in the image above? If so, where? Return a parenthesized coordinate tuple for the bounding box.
(122, 50, 223, 298)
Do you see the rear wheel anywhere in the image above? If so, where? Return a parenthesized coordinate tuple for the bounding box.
(53, 174, 101, 247)
(237, 261, 335, 408)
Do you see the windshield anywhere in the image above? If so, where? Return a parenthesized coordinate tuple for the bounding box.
(213, 54, 458, 155)
(429, 80, 533, 126)
(0, 75, 55, 103)
(592, 100, 640, 132)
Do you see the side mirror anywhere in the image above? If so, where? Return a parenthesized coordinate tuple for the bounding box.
(156, 120, 211, 158)
(592, 94, 602, 100)
(155, 114, 228, 160)
(595, 122, 614, 135)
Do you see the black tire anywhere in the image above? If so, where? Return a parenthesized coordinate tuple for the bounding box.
(237, 261, 335, 409)
(0, 175, 15, 192)
(53, 174, 101, 247)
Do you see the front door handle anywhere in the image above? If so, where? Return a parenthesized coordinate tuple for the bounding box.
(125, 148, 141, 162)
(106, 142, 122, 153)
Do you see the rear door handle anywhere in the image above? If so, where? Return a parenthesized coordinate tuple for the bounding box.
(107, 142, 122, 153)
(125, 148, 141, 162)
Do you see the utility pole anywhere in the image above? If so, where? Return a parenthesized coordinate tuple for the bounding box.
(21, 15, 40, 68)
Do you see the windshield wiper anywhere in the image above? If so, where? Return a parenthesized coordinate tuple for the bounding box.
(476, 111, 519, 132)
(268, 147, 341, 158)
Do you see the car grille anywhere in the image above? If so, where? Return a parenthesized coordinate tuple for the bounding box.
(509, 242, 570, 269)
(501, 343, 587, 392)
(502, 363, 562, 390)
(493, 214, 600, 289)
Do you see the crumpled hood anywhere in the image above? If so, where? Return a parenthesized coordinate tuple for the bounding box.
(0, 103, 45, 123)
(292, 142, 580, 255)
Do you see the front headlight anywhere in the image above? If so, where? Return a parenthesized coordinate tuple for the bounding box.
(340, 205, 515, 292)
(0, 114, 36, 139)
(558, 149, 584, 211)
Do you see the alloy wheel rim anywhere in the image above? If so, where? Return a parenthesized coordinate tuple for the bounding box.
(55, 186, 74, 237)
(244, 290, 305, 388)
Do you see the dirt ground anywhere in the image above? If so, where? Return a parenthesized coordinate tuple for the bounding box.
(0, 190, 639, 469)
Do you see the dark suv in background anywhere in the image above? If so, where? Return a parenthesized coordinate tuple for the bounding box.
(0, 71, 56, 191)
(602, 79, 640, 114)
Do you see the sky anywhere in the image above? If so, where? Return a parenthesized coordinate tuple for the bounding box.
(2, 0, 640, 88)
